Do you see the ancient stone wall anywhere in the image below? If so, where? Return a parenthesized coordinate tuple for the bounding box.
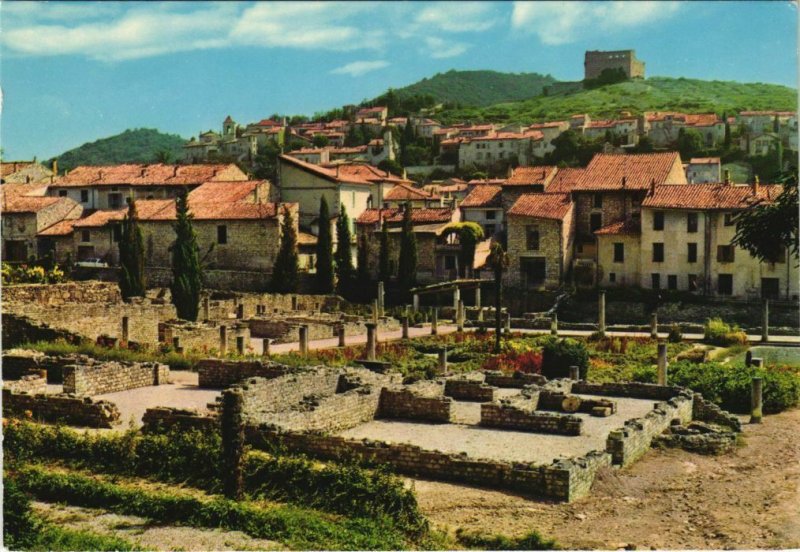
(2, 350, 47, 380)
(4, 374, 48, 394)
(162, 321, 250, 354)
(692, 393, 742, 431)
(444, 379, 496, 402)
(2, 281, 122, 306)
(481, 399, 582, 435)
(196, 359, 305, 388)
(2, 389, 120, 428)
(377, 388, 452, 422)
(264, 387, 382, 432)
(62, 360, 169, 396)
(483, 370, 547, 388)
(572, 381, 682, 401)
(141, 407, 219, 433)
(2, 313, 85, 348)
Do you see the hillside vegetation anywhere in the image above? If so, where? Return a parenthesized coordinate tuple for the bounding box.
(437, 77, 798, 124)
(376, 69, 557, 108)
(50, 128, 187, 173)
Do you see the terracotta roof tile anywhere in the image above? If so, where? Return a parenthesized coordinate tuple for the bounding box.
(594, 219, 641, 236)
(73, 209, 127, 228)
(460, 185, 502, 208)
(37, 218, 80, 236)
(507, 193, 573, 220)
(356, 207, 454, 225)
(574, 152, 683, 191)
(642, 183, 783, 210)
(55, 164, 246, 188)
(297, 231, 317, 246)
(135, 199, 281, 221)
(506, 166, 558, 186)
(688, 157, 721, 165)
(546, 168, 585, 193)
(2, 195, 62, 213)
(384, 183, 439, 201)
(1, 162, 36, 177)
(187, 180, 264, 203)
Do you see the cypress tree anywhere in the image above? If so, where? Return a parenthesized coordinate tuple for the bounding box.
(315, 196, 334, 293)
(170, 191, 202, 321)
(397, 203, 417, 295)
(335, 205, 354, 293)
(487, 242, 509, 353)
(378, 219, 390, 282)
(118, 199, 146, 300)
(357, 234, 370, 284)
(271, 206, 299, 293)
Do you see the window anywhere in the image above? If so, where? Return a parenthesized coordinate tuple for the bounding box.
(108, 193, 122, 209)
(718, 274, 733, 296)
(687, 242, 697, 263)
(593, 193, 603, 208)
(217, 225, 228, 244)
(521, 257, 546, 286)
(668, 275, 677, 290)
(486, 210, 496, 220)
(652, 242, 664, 262)
(723, 213, 735, 226)
(688, 274, 699, 292)
(58, 190, 67, 197)
(609, 272, 616, 283)
(80, 190, 89, 203)
(653, 211, 664, 231)
(590, 213, 603, 233)
(687, 212, 698, 233)
(651, 273, 661, 290)
(112, 225, 122, 243)
(717, 245, 735, 263)
(526, 227, 540, 251)
(613, 242, 624, 263)
(81, 230, 91, 243)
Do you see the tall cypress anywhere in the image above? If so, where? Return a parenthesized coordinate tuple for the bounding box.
(397, 202, 417, 295)
(357, 234, 370, 284)
(378, 219, 390, 282)
(271, 206, 299, 293)
(315, 196, 334, 293)
(335, 205, 354, 293)
(170, 191, 202, 321)
(487, 242, 509, 353)
(118, 199, 146, 300)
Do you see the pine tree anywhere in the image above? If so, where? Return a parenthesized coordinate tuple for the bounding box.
(335, 205, 354, 294)
(397, 203, 417, 295)
(271, 206, 299, 293)
(118, 199, 146, 300)
(315, 197, 334, 293)
(170, 191, 202, 321)
(378, 219, 390, 282)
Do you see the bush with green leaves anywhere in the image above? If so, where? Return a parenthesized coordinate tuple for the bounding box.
(455, 528, 558, 550)
(704, 318, 748, 346)
(668, 323, 683, 343)
(541, 337, 589, 379)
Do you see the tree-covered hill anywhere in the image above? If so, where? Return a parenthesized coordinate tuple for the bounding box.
(435, 77, 798, 124)
(372, 70, 557, 109)
(49, 128, 187, 173)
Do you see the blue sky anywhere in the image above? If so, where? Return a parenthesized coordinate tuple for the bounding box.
(1, 1, 797, 160)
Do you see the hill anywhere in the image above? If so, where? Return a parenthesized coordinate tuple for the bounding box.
(374, 69, 557, 108)
(435, 77, 798, 124)
(50, 128, 187, 173)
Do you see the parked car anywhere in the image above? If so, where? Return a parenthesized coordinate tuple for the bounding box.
(75, 258, 109, 268)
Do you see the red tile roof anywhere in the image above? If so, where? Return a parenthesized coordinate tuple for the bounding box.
(642, 183, 783, 210)
(257, 118, 282, 127)
(384, 183, 439, 201)
(1, 162, 36, 177)
(574, 152, 683, 191)
(187, 180, 264, 203)
(546, 168, 585, 193)
(281, 155, 411, 186)
(685, 113, 721, 127)
(37, 218, 80, 236)
(469, 130, 543, 142)
(507, 193, 573, 220)
(135, 199, 282, 221)
(356, 207, 453, 225)
(460, 185, 502, 208)
(55, 164, 247, 188)
(73, 209, 127, 228)
(688, 157, 721, 165)
(594, 219, 641, 236)
(2, 195, 62, 213)
(506, 166, 558, 186)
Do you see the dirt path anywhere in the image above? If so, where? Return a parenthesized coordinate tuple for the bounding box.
(410, 408, 800, 550)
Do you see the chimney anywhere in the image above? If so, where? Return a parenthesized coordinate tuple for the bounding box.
(25, 175, 31, 184)
(752, 175, 760, 195)
(52, 159, 58, 175)
(724, 169, 731, 185)
(650, 178, 656, 196)
(173, 166, 179, 177)
(140, 168, 146, 177)
(402, 168, 407, 180)
(507, 166, 514, 179)
(621, 176, 626, 189)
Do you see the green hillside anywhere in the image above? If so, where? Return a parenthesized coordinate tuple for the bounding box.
(376, 69, 557, 108)
(436, 77, 798, 124)
(50, 128, 187, 173)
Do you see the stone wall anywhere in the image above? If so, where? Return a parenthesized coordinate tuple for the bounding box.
(444, 379, 496, 402)
(196, 359, 305, 388)
(2, 313, 85, 349)
(62, 360, 169, 396)
(247, 315, 398, 343)
(263, 387, 381, 432)
(692, 393, 742, 431)
(377, 388, 452, 423)
(2, 389, 120, 428)
(162, 321, 250, 354)
(2, 281, 122, 306)
(142, 407, 219, 433)
(2, 349, 47, 380)
(4, 374, 48, 394)
(483, 370, 547, 388)
(572, 381, 682, 401)
(481, 398, 583, 435)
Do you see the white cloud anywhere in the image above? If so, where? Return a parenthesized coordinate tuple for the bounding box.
(330, 60, 389, 77)
(423, 37, 469, 59)
(511, 1, 681, 45)
(414, 2, 499, 32)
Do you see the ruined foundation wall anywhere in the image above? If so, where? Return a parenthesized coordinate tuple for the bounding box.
(444, 379, 496, 402)
(196, 359, 307, 388)
(481, 400, 583, 435)
(377, 388, 452, 422)
(62, 361, 169, 396)
(3, 389, 120, 428)
(2, 281, 122, 306)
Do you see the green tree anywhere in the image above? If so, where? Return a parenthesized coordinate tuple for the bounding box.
(335, 206, 355, 293)
(272, 206, 299, 293)
(357, 233, 371, 284)
(378, 219, 391, 282)
(252, 142, 282, 182)
(312, 134, 330, 148)
(733, 170, 799, 264)
(153, 149, 174, 164)
(377, 158, 404, 177)
(397, 203, 417, 295)
(487, 242, 509, 353)
(676, 128, 705, 159)
(315, 197, 334, 293)
(443, 222, 485, 278)
(170, 191, 202, 321)
(118, 199, 146, 300)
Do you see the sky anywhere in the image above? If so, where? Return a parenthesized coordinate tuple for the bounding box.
(1, 1, 797, 160)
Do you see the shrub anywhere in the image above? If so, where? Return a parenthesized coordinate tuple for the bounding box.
(704, 318, 748, 346)
(482, 350, 542, 374)
(3, 478, 40, 550)
(1, 262, 67, 285)
(668, 324, 683, 343)
(456, 528, 558, 550)
(541, 337, 589, 380)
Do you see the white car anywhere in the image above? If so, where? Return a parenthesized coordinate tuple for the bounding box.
(76, 258, 110, 268)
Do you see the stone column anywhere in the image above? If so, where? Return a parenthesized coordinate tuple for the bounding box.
(377, 281, 385, 317)
(657, 342, 668, 385)
(413, 293, 420, 312)
(453, 287, 460, 309)
(504, 311, 511, 334)
(372, 300, 379, 324)
(438, 348, 448, 374)
(598, 290, 606, 337)
(262, 338, 271, 358)
(745, 350, 753, 367)
(203, 297, 210, 321)
(402, 317, 409, 339)
(550, 313, 558, 336)
(236, 336, 245, 356)
(431, 308, 438, 335)
(338, 324, 346, 347)
(650, 312, 658, 339)
(299, 325, 309, 356)
(474, 286, 481, 309)
(121, 316, 130, 343)
(457, 300, 465, 332)
(365, 323, 377, 361)
(761, 299, 769, 343)
(750, 377, 763, 423)
(569, 365, 580, 381)
(219, 325, 227, 355)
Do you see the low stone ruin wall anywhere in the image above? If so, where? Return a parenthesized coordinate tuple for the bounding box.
(197, 359, 306, 388)
(142, 407, 219, 433)
(481, 399, 583, 435)
(572, 381, 682, 401)
(262, 387, 382, 433)
(444, 379, 496, 402)
(483, 370, 547, 388)
(2, 389, 120, 428)
(161, 321, 249, 354)
(377, 388, 452, 423)
(692, 393, 742, 431)
(62, 360, 169, 396)
(247, 316, 398, 343)
(1, 313, 85, 349)
(2, 281, 122, 306)
(2, 349, 48, 380)
(4, 374, 48, 394)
